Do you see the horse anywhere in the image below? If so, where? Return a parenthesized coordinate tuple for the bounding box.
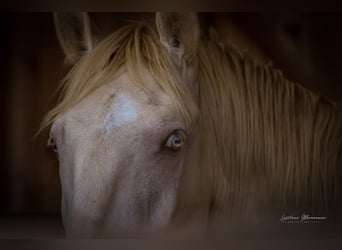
(40, 12, 342, 237)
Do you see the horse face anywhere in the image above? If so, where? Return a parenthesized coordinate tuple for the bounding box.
(50, 71, 194, 237)
(50, 12, 201, 237)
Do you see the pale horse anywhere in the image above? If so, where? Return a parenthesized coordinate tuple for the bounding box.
(41, 13, 342, 237)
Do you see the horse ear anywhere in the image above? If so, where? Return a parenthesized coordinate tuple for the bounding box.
(54, 12, 97, 65)
(156, 12, 200, 66)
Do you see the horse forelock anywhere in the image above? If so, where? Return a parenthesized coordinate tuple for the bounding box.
(41, 21, 195, 134)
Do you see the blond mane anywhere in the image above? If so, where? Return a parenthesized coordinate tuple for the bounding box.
(42, 20, 342, 222)
(196, 29, 342, 220)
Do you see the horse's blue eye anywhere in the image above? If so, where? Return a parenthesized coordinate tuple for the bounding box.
(165, 132, 185, 151)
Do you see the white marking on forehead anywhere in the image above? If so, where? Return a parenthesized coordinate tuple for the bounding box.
(101, 93, 138, 135)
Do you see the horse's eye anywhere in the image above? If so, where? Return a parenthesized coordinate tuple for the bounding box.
(47, 137, 58, 153)
(165, 131, 185, 151)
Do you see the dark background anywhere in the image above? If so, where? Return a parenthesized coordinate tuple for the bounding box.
(0, 12, 341, 237)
